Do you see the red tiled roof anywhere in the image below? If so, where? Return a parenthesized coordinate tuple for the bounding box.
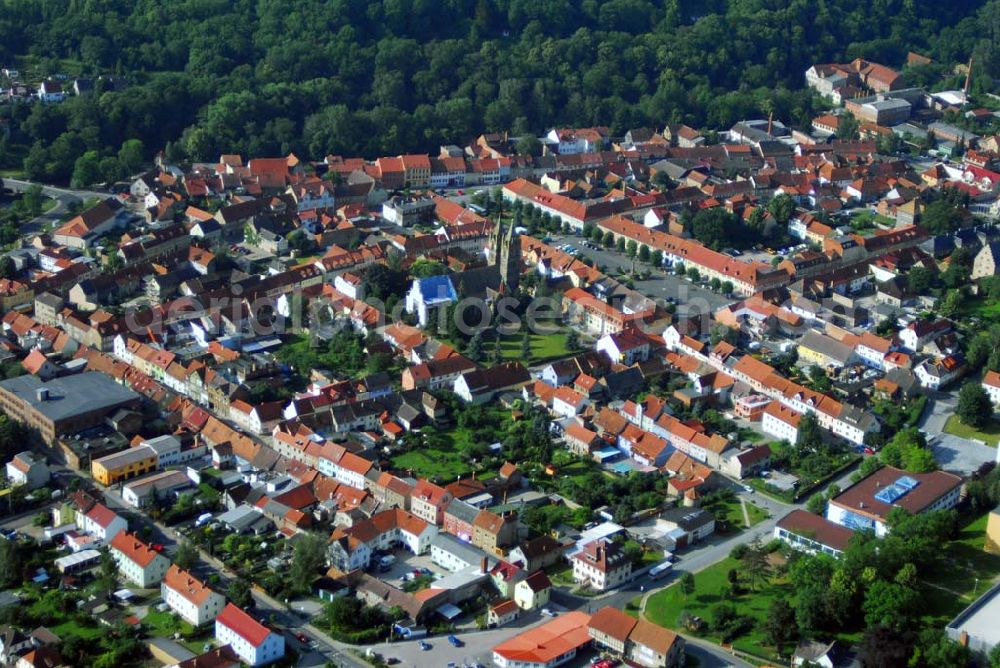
(216, 603, 271, 647)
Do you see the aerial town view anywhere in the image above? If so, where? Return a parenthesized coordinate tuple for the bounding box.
(2, 2, 1000, 668)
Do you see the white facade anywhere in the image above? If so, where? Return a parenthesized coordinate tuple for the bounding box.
(162, 580, 225, 626)
(112, 548, 170, 588)
(761, 408, 799, 443)
(215, 612, 285, 666)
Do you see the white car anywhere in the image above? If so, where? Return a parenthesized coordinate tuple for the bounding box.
(541, 608, 557, 617)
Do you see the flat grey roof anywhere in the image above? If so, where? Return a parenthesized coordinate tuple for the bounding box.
(0, 372, 139, 423)
(947, 581, 1000, 653)
(431, 533, 488, 565)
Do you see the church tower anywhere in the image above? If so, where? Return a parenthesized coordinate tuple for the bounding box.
(499, 218, 520, 294)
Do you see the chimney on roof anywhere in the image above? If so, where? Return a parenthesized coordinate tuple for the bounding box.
(36, 388, 49, 402)
(481, 556, 488, 574)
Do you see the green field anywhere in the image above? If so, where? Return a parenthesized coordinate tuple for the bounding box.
(391, 447, 470, 481)
(923, 512, 1000, 621)
(496, 330, 573, 364)
(643, 556, 793, 659)
(944, 414, 1000, 446)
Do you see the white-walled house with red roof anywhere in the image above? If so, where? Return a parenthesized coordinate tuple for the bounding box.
(109, 531, 170, 587)
(215, 603, 285, 666)
(162, 564, 226, 626)
(77, 502, 127, 548)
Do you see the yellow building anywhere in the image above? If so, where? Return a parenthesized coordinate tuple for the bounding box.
(987, 506, 1000, 553)
(91, 445, 157, 486)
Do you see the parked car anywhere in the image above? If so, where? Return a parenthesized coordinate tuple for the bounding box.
(448, 635, 463, 647)
(418, 641, 431, 651)
(295, 632, 308, 643)
(541, 608, 557, 617)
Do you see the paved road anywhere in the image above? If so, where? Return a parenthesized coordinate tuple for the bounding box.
(64, 469, 370, 668)
(3, 177, 107, 234)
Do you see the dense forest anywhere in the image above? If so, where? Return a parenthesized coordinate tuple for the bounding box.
(0, 0, 998, 182)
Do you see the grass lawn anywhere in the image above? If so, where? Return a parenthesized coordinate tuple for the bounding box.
(643, 557, 792, 659)
(944, 414, 1000, 446)
(702, 497, 767, 532)
(744, 500, 769, 527)
(391, 447, 471, 481)
(548, 562, 575, 586)
(496, 330, 574, 364)
(142, 608, 196, 638)
(50, 620, 103, 640)
(923, 512, 1000, 619)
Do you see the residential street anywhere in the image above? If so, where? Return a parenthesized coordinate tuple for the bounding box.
(3, 177, 107, 234)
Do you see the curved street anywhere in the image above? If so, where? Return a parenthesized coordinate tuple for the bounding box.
(2, 177, 109, 234)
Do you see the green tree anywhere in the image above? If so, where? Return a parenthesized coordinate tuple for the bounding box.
(0, 257, 15, 280)
(520, 330, 531, 362)
(862, 580, 918, 632)
(740, 538, 770, 591)
(837, 114, 860, 140)
(679, 571, 695, 597)
(907, 266, 935, 295)
(289, 533, 327, 595)
(466, 331, 484, 362)
(767, 194, 795, 225)
(227, 578, 253, 609)
(921, 198, 964, 235)
(97, 549, 119, 597)
(957, 382, 992, 429)
(565, 329, 579, 351)
(174, 541, 198, 571)
(0, 539, 22, 589)
(805, 493, 827, 516)
(760, 599, 797, 655)
(626, 239, 638, 258)
(71, 150, 102, 188)
(117, 139, 145, 176)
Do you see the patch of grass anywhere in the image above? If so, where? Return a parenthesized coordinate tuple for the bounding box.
(496, 330, 573, 364)
(744, 501, 769, 527)
(50, 620, 103, 640)
(924, 512, 1000, 611)
(548, 562, 575, 586)
(644, 557, 788, 656)
(141, 608, 196, 638)
(944, 414, 1000, 446)
(391, 448, 471, 481)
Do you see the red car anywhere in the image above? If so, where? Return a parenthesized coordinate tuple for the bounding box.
(295, 632, 309, 643)
(593, 660, 617, 668)
(151, 543, 164, 552)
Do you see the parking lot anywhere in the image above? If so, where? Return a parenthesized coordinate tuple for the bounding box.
(362, 612, 601, 668)
(374, 550, 445, 587)
(546, 233, 738, 315)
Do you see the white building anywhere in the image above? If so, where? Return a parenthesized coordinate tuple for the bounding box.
(596, 330, 651, 366)
(162, 564, 226, 626)
(5, 451, 49, 489)
(109, 531, 170, 588)
(75, 503, 127, 549)
(825, 467, 963, 538)
(215, 603, 285, 666)
(761, 400, 801, 443)
(984, 370, 1000, 405)
(121, 470, 194, 508)
(571, 539, 631, 591)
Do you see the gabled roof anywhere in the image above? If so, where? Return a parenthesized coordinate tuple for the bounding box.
(215, 603, 272, 647)
(163, 565, 219, 606)
(110, 531, 164, 568)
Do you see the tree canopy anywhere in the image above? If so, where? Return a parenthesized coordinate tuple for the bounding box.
(0, 0, 990, 179)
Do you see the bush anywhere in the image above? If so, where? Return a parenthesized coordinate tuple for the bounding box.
(729, 544, 749, 560)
